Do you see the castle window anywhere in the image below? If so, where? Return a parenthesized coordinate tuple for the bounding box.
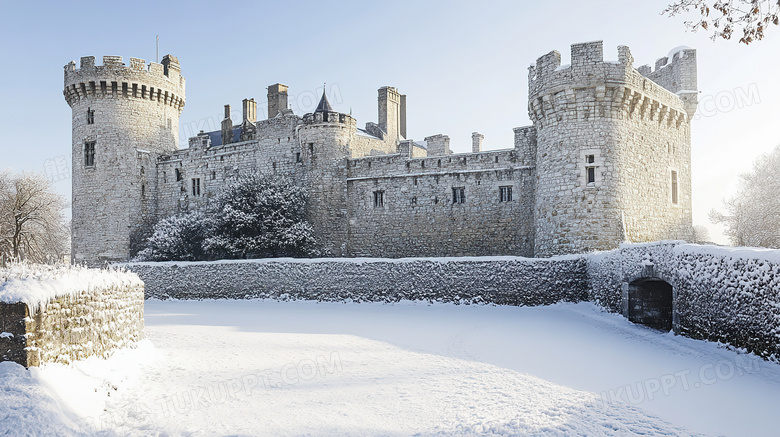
(373, 190, 385, 208)
(175, 168, 182, 182)
(421, 161, 425, 168)
(296, 152, 301, 163)
(411, 196, 417, 205)
(671, 170, 678, 204)
(84, 141, 95, 167)
(141, 183, 145, 197)
(413, 177, 418, 186)
(308, 143, 314, 154)
(495, 156, 499, 163)
(192, 178, 201, 197)
(585, 154, 596, 185)
(437, 159, 441, 167)
(499, 186, 513, 202)
(87, 108, 95, 125)
(163, 172, 167, 183)
(140, 166, 145, 176)
(211, 171, 216, 180)
(452, 187, 465, 204)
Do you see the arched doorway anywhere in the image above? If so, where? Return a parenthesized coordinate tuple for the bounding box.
(628, 278, 673, 331)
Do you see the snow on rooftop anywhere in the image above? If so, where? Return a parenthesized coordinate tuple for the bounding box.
(0, 263, 142, 310)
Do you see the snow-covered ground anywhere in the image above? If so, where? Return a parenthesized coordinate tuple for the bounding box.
(3, 300, 779, 436)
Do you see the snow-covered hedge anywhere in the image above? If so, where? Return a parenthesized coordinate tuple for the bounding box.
(0, 264, 144, 367)
(127, 256, 589, 306)
(587, 242, 780, 362)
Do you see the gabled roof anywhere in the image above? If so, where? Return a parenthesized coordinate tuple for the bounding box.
(314, 89, 333, 113)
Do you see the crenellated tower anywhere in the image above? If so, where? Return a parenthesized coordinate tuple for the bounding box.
(64, 54, 186, 265)
(527, 41, 695, 256)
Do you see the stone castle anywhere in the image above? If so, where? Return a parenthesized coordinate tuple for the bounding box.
(63, 41, 697, 265)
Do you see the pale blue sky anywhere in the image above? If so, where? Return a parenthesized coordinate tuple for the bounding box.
(1, 0, 779, 243)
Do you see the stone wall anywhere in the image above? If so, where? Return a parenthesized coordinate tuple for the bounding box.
(127, 256, 589, 305)
(0, 267, 145, 367)
(346, 150, 535, 257)
(587, 242, 780, 362)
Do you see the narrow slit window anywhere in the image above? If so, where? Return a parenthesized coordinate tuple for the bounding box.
(373, 190, 385, 208)
(585, 154, 596, 184)
(452, 187, 465, 204)
(671, 170, 678, 204)
(499, 186, 513, 202)
(84, 141, 95, 167)
(192, 178, 201, 196)
(87, 108, 95, 125)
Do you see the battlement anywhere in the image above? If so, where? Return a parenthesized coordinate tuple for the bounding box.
(63, 54, 186, 111)
(302, 111, 356, 127)
(528, 41, 696, 125)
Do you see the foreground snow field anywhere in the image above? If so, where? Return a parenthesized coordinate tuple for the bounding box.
(3, 300, 779, 436)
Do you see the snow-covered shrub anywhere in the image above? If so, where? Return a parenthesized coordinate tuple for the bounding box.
(204, 174, 319, 259)
(133, 210, 208, 262)
(134, 174, 319, 261)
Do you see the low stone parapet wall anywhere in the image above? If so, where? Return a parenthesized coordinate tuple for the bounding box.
(0, 265, 144, 367)
(127, 256, 589, 306)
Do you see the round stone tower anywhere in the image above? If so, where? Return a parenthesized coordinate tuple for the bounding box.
(64, 55, 185, 264)
(527, 41, 695, 257)
(298, 91, 354, 256)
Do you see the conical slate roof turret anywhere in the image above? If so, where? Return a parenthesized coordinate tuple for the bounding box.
(314, 87, 333, 113)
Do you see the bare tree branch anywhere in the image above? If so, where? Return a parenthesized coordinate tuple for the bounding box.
(663, 0, 780, 44)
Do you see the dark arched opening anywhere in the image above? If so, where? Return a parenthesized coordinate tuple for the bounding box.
(628, 279, 673, 331)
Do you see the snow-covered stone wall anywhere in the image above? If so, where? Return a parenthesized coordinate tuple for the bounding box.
(587, 242, 780, 362)
(128, 256, 589, 305)
(0, 265, 145, 367)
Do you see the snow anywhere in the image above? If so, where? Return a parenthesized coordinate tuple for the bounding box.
(127, 253, 583, 268)
(665, 45, 692, 65)
(675, 243, 780, 264)
(0, 264, 142, 310)
(3, 300, 778, 436)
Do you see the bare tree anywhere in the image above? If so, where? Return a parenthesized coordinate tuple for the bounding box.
(663, 0, 780, 44)
(692, 225, 712, 243)
(0, 171, 69, 264)
(710, 144, 780, 247)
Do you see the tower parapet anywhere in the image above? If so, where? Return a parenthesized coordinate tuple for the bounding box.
(64, 55, 185, 114)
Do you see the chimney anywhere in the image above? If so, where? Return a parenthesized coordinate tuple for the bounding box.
(267, 84, 288, 119)
(242, 98, 257, 123)
(472, 132, 484, 153)
(378, 86, 401, 144)
(221, 104, 233, 145)
(400, 94, 407, 139)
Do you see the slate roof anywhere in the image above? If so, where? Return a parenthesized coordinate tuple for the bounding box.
(314, 89, 333, 113)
